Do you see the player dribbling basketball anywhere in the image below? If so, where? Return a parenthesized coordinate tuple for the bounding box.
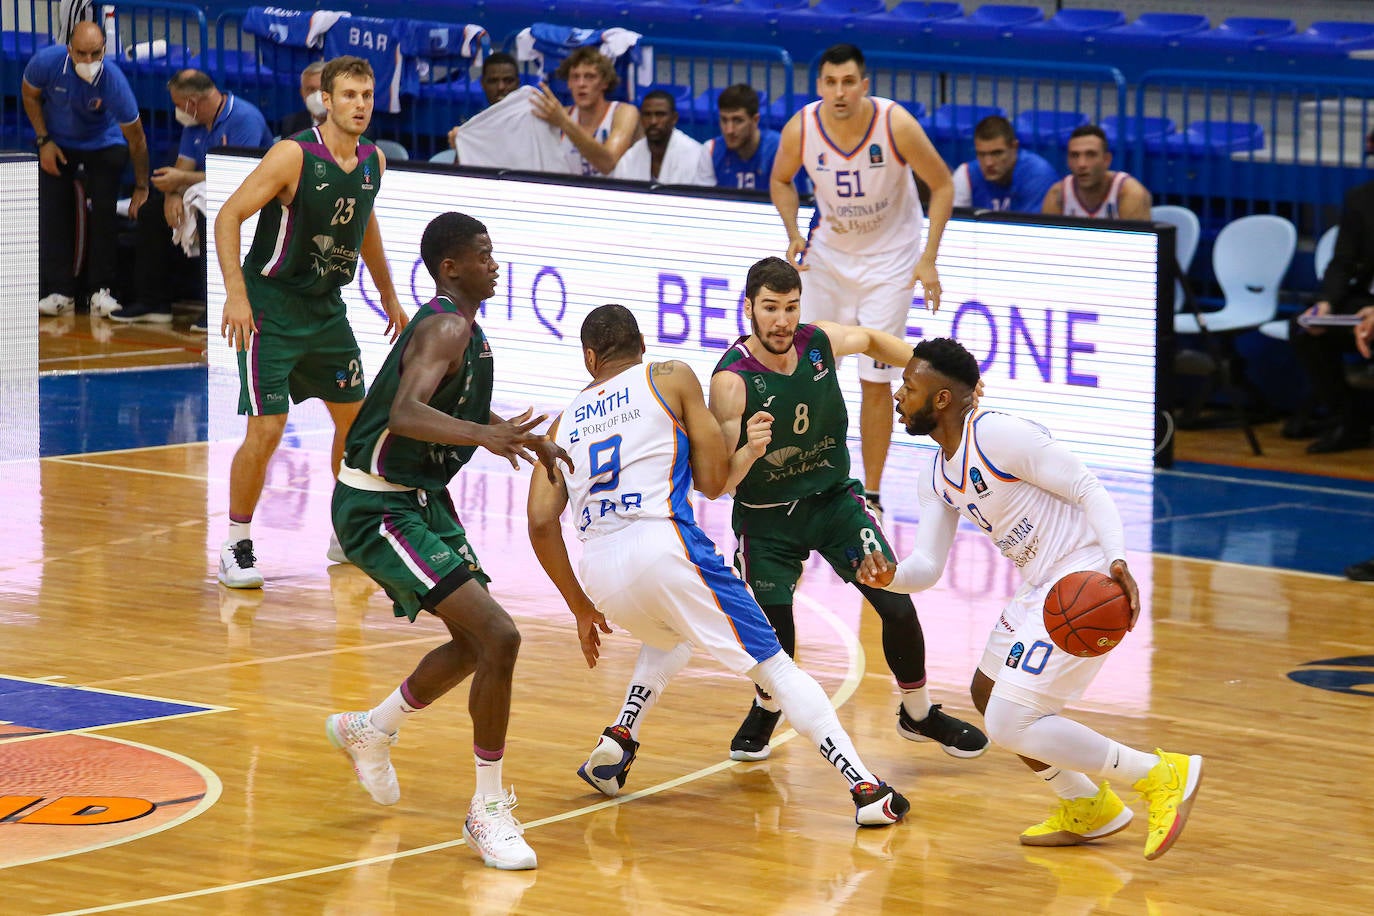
(857, 337, 1203, 861)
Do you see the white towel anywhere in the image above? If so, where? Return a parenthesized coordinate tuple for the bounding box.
(307, 10, 349, 47)
(172, 181, 207, 257)
(455, 85, 567, 172)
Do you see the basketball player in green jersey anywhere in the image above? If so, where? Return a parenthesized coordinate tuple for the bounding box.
(326, 211, 569, 870)
(214, 55, 408, 589)
(710, 256, 988, 761)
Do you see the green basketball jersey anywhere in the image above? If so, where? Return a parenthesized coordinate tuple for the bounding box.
(243, 129, 381, 298)
(713, 324, 850, 504)
(342, 297, 494, 490)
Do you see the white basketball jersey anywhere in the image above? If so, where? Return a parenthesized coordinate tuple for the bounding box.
(1059, 171, 1130, 219)
(560, 101, 621, 176)
(924, 410, 1101, 586)
(800, 96, 925, 256)
(555, 363, 696, 540)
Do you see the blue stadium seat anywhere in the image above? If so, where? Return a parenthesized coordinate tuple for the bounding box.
(631, 0, 734, 27)
(1013, 9, 1125, 47)
(1, 29, 52, 63)
(1267, 20, 1374, 57)
(1180, 17, 1296, 53)
(766, 93, 817, 128)
(927, 5, 1043, 41)
(1095, 12, 1209, 50)
(1015, 109, 1089, 145)
(1165, 120, 1265, 156)
(887, 1, 963, 22)
(896, 99, 928, 121)
(645, 82, 693, 111)
(928, 103, 1006, 141)
(1101, 114, 1176, 151)
(712, 0, 809, 30)
(774, 0, 887, 36)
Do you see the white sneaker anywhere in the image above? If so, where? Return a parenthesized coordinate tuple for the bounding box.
(88, 288, 123, 317)
(38, 293, 75, 316)
(218, 539, 264, 589)
(325, 711, 401, 805)
(464, 788, 537, 870)
(327, 531, 350, 565)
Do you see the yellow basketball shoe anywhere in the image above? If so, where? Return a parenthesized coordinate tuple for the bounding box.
(1134, 750, 1203, 860)
(1020, 782, 1134, 847)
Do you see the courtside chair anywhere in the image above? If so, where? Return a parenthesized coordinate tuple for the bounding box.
(375, 139, 410, 161)
(1174, 214, 1298, 453)
(1151, 204, 1200, 313)
(429, 148, 457, 163)
(1258, 224, 1340, 343)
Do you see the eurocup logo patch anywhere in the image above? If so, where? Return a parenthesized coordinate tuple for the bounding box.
(844, 545, 862, 569)
(808, 348, 825, 374)
(1006, 641, 1025, 668)
(971, 467, 988, 494)
(335, 370, 349, 389)
(816, 151, 827, 170)
(868, 143, 884, 165)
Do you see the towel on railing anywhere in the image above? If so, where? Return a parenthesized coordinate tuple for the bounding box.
(514, 23, 648, 100)
(243, 7, 347, 48)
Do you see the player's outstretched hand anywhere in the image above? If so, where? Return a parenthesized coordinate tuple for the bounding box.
(572, 599, 613, 668)
(533, 436, 573, 483)
(857, 549, 896, 588)
(1110, 558, 1141, 628)
(743, 410, 773, 458)
(484, 407, 550, 469)
(786, 235, 809, 271)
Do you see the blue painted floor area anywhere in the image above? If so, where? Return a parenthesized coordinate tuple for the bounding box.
(40, 366, 208, 458)
(0, 677, 218, 732)
(1153, 463, 1374, 576)
(36, 367, 1374, 577)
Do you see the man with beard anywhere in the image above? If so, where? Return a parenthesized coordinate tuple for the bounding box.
(214, 55, 408, 588)
(1041, 124, 1151, 220)
(709, 256, 988, 763)
(612, 88, 713, 185)
(857, 337, 1202, 861)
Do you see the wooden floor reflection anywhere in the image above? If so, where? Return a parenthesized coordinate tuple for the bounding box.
(3, 442, 1373, 915)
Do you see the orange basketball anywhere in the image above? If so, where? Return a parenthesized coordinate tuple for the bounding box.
(1043, 570, 1132, 658)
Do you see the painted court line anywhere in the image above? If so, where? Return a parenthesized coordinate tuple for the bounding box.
(48, 592, 865, 914)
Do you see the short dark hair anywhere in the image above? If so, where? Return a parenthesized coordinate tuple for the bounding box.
(818, 43, 865, 75)
(322, 55, 375, 95)
(420, 212, 488, 281)
(482, 51, 518, 76)
(641, 88, 676, 112)
(1069, 123, 1109, 151)
(912, 338, 980, 390)
(717, 83, 760, 117)
(973, 114, 1016, 145)
(168, 69, 216, 95)
(556, 46, 618, 93)
(745, 256, 801, 302)
(581, 304, 642, 362)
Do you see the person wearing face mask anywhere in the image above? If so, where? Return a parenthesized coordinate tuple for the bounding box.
(278, 60, 328, 139)
(22, 20, 150, 318)
(115, 68, 272, 325)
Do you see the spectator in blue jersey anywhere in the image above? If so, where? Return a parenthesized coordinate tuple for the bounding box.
(951, 115, 1058, 214)
(22, 20, 150, 319)
(702, 83, 782, 192)
(115, 69, 273, 325)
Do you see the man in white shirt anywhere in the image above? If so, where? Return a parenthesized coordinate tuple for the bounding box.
(858, 337, 1204, 862)
(613, 88, 714, 185)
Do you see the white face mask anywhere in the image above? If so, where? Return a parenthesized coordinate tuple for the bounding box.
(305, 90, 327, 118)
(174, 107, 197, 127)
(73, 59, 102, 83)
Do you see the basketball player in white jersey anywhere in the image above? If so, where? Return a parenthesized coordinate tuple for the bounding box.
(530, 46, 639, 177)
(1042, 124, 1151, 220)
(857, 338, 1202, 861)
(771, 43, 953, 521)
(527, 304, 911, 827)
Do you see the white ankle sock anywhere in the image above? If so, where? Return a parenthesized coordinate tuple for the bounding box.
(228, 519, 251, 544)
(1040, 766, 1099, 800)
(368, 683, 425, 736)
(1100, 742, 1160, 783)
(475, 751, 504, 798)
(899, 684, 932, 720)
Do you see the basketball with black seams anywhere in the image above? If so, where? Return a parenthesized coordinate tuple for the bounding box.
(1043, 570, 1132, 657)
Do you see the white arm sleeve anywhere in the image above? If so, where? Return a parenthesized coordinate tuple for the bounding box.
(951, 162, 972, 208)
(979, 414, 1128, 564)
(886, 461, 960, 593)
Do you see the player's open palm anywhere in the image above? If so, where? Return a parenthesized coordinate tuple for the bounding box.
(857, 549, 895, 588)
(484, 408, 549, 469)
